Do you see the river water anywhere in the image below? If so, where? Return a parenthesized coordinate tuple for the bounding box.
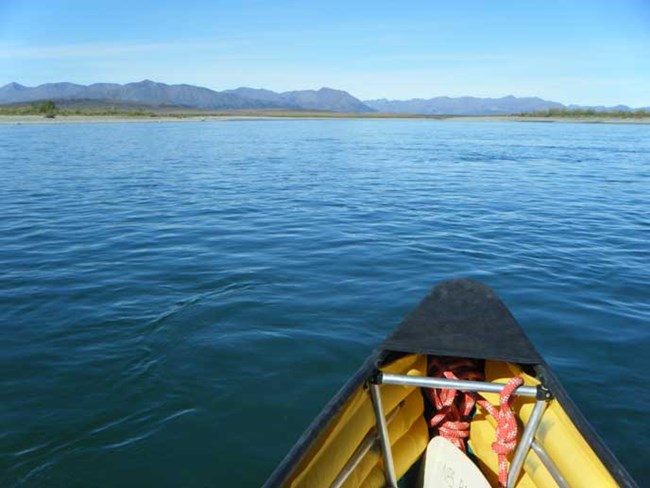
(1, 119, 647, 486)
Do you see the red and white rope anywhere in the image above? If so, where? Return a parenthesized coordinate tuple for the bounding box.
(424, 358, 524, 487)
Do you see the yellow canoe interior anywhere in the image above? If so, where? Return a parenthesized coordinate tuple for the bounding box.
(284, 354, 618, 488)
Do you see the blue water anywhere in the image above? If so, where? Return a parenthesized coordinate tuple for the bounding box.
(0, 119, 648, 486)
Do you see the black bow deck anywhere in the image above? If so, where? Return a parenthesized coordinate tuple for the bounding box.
(382, 280, 541, 364)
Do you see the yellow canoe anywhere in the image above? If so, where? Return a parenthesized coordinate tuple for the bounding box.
(264, 280, 636, 487)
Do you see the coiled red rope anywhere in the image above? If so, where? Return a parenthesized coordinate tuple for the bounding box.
(425, 357, 524, 487)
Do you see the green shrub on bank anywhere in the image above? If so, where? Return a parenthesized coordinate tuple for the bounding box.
(37, 100, 57, 114)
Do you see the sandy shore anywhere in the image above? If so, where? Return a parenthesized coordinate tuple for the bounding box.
(1, 114, 649, 125)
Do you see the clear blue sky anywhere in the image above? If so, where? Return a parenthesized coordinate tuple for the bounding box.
(1, 0, 649, 106)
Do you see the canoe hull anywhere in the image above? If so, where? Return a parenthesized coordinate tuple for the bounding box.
(263, 280, 637, 487)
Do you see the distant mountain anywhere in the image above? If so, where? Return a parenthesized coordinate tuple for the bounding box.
(1, 81, 644, 114)
(363, 95, 650, 115)
(0, 80, 283, 110)
(364, 95, 567, 115)
(0, 82, 28, 96)
(222, 87, 285, 103)
(0, 80, 374, 112)
(0, 81, 84, 101)
(566, 104, 635, 112)
(283, 88, 375, 112)
(225, 87, 375, 112)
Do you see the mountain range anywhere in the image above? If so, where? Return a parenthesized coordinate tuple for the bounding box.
(0, 80, 373, 113)
(0, 80, 645, 115)
(364, 96, 565, 115)
(364, 97, 645, 115)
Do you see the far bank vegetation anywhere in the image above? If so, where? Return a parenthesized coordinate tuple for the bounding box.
(519, 108, 650, 119)
(1, 100, 649, 120)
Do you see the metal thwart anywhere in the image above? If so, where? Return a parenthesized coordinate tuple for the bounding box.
(506, 399, 547, 488)
(531, 440, 570, 488)
(365, 371, 564, 488)
(380, 372, 540, 397)
(331, 405, 403, 488)
(368, 382, 398, 488)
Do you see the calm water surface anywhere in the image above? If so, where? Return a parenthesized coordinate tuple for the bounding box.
(1, 120, 648, 486)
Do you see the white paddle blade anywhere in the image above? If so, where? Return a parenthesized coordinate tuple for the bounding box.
(420, 436, 491, 488)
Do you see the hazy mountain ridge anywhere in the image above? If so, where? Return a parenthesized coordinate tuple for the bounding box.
(225, 87, 375, 112)
(0, 81, 283, 110)
(0, 81, 374, 112)
(1, 81, 646, 114)
(362, 96, 645, 115)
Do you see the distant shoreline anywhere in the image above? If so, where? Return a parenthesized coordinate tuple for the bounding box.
(1, 113, 649, 126)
